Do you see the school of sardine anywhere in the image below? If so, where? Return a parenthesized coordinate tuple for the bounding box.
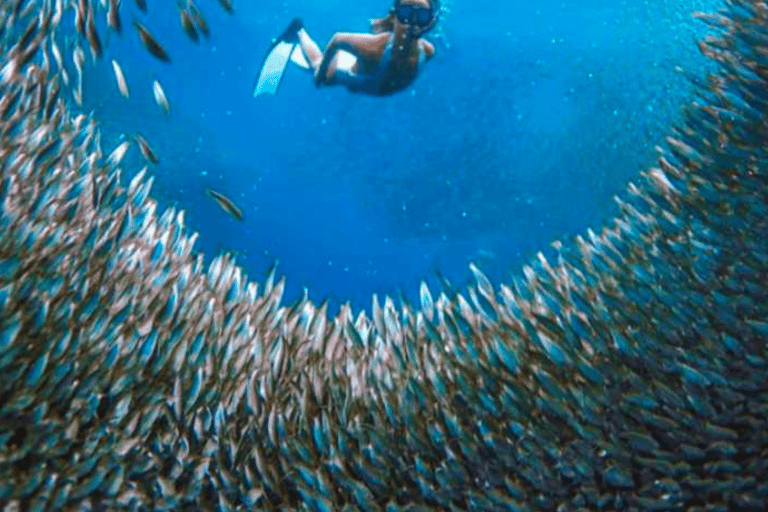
(0, 0, 767, 510)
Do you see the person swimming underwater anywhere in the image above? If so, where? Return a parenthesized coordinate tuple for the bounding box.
(253, 0, 439, 97)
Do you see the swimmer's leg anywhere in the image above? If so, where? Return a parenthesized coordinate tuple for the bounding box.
(297, 26, 341, 85)
(297, 28, 323, 72)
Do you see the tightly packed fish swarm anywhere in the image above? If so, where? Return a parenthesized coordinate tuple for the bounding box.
(0, 0, 767, 510)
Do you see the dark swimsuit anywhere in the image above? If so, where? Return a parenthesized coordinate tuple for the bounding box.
(334, 34, 426, 95)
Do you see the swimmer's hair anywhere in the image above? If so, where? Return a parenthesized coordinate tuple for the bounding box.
(370, 10, 396, 33)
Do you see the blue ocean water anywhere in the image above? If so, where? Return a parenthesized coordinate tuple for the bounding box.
(84, 0, 717, 314)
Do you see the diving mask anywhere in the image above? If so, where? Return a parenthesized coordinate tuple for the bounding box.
(393, 0, 438, 34)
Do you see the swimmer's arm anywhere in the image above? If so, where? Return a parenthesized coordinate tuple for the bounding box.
(315, 33, 389, 86)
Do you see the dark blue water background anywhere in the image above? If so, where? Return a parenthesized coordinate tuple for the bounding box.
(82, 0, 717, 314)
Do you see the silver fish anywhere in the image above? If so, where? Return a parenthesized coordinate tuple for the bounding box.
(133, 21, 170, 63)
(216, 0, 233, 14)
(107, 140, 130, 167)
(178, 3, 198, 43)
(72, 44, 85, 78)
(152, 79, 169, 114)
(134, 133, 158, 164)
(106, 0, 121, 34)
(85, 11, 102, 60)
(187, 0, 209, 38)
(111, 59, 128, 98)
(206, 187, 244, 221)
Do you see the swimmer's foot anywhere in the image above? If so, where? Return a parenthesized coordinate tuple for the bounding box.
(281, 17, 303, 43)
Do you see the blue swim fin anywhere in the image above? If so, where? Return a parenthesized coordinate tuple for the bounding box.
(253, 18, 306, 97)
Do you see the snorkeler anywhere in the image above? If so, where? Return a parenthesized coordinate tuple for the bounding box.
(253, 0, 438, 97)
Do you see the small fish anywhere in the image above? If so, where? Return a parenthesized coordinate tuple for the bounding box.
(111, 60, 129, 98)
(33, 78, 46, 113)
(74, 0, 86, 36)
(86, 13, 103, 60)
(135, 0, 147, 12)
(107, 0, 121, 34)
(72, 45, 85, 77)
(40, 40, 51, 75)
(50, 41, 63, 71)
(52, 0, 65, 26)
(72, 48, 85, 106)
(152, 80, 169, 114)
(17, 16, 39, 51)
(107, 140, 130, 167)
(216, 0, 233, 14)
(187, 0, 209, 38)
(134, 133, 159, 164)
(178, 4, 198, 43)
(44, 80, 61, 121)
(18, 34, 44, 69)
(133, 21, 170, 63)
(206, 188, 244, 221)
